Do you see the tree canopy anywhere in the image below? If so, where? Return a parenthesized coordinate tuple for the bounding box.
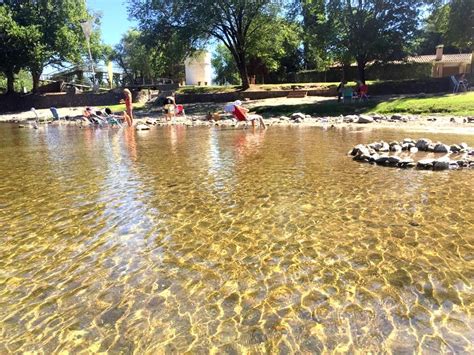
(128, 0, 283, 89)
(0, 0, 107, 93)
(326, 0, 424, 83)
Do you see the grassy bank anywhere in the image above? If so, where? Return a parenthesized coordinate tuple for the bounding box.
(253, 92, 474, 117)
(175, 81, 375, 94)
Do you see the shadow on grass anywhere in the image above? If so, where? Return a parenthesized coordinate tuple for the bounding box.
(253, 100, 379, 117)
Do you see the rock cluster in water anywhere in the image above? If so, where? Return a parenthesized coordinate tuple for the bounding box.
(349, 138, 474, 171)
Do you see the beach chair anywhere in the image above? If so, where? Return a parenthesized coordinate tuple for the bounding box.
(232, 105, 266, 129)
(50, 107, 61, 121)
(176, 104, 186, 119)
(450, 75, 467, 93)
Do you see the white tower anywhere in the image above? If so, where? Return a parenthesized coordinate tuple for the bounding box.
(185, 51, 212, 86)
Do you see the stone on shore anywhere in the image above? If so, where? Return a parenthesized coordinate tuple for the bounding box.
(357, 115, 374, 124)
(433, 143, 450, 153)
(415, 139, 432, 151)
(291, 113, 305, 121)
(344, 115, 358, 123)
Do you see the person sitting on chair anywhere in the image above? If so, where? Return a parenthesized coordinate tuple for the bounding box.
(83, 107, 106, 125)
(224, 100, 266, 129)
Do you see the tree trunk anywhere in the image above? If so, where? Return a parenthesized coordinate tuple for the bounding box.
(237, 59, 250, 90)
(6, 70, 15, 94)
(31, 69, 42, 93)
(357, 60, 366, 84)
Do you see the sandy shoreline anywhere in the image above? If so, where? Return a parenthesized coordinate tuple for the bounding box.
(1, 104, 474, 135)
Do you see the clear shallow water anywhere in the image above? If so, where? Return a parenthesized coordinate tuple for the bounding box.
(0, 124, 473, 353)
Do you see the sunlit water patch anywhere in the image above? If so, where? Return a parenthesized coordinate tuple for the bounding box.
(0, 124, 473, 353)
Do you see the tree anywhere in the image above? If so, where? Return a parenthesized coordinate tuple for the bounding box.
(444, 0, 474, 50)
(128, 0, 281, 90)
(212, 44, 240, 85)
(246, 18, 303, 83)
(0, 5, 38, 93)
(211, 17, 302, 85)
(1, 0, 106, 92)
(327, 0, 425, 83)
(114, 30, 155, 85)
(292, 0, 333, 71)
(416, 0, 472, 55)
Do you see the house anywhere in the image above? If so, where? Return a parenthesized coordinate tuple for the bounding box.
(407, 45, 472, 78)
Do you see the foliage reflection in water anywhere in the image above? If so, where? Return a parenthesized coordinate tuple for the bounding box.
(0, 124, 473, 353)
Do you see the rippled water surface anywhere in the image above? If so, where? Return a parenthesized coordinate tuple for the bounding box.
(0, 124, 473, 353)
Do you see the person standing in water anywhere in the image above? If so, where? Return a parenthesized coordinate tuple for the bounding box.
(120, 88, 133, 127)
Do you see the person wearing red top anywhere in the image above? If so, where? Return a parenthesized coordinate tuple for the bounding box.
(229, 102, 266, 129)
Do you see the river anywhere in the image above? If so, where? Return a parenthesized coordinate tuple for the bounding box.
(0, 124, 473, 353)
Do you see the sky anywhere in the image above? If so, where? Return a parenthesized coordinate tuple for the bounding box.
(87, 0, 136, 46)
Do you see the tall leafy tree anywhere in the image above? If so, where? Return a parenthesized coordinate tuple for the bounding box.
(212, 44, 240, 85)
(294, 0, 332, 70)
(327, 0, 424, 83)
(444, 0, 474, 50)
(0, 5, 39, 93)
(128, 0, 280, 90)
(1, 0, 105, 92)
(114, 30, 154, 85)
(416, 0, 472, 55)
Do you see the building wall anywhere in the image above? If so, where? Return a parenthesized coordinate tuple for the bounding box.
(185, 52, 212, 86)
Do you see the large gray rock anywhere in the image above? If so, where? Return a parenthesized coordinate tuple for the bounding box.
(291, 113, 305, 120)
(450, 144, 462, 153)
(391, 114, 403, 121)
(379, 142, 390, 152)
(375, 156, 390, 165)
(344, 115, 359, 123)
(350, 144, 368, 156)
(434, 143, 450, 153)
(417, 159, 434, 169)
(390, 144, 402, 152)
(369, 142, 383, 150)
(398, 158, 416, 169)
(433, 159, 450, 171)
(387, 156, 402, 165)
(415, 138, 432, 151)
(357, 115, 374, 124)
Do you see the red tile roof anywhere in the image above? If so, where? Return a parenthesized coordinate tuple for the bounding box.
(407, 53, 472, 63)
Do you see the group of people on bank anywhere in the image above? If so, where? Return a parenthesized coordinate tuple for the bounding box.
(337, 80, 369, 102)
(80, 89, 267, 129)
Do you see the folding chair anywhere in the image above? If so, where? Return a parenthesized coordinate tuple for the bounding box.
(50, 107, 61, 121)
(176, 104, 186, 119)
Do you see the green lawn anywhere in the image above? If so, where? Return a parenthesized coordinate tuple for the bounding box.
(99, 102, 146, 113)
(253, 92, 474, 117)
(176, 86, 240, 94)
(175, 81, 379, 94)
(372, 92, 474, 116)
